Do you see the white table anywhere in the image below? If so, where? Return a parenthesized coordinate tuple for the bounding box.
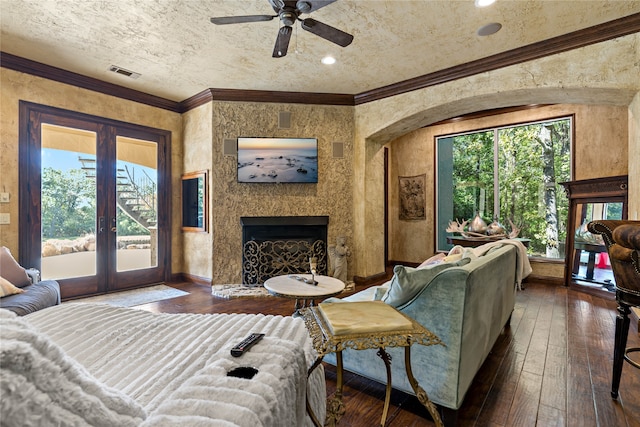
(264, 274, 345, 316)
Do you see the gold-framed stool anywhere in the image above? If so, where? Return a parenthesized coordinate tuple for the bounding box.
(301, 301, 445, 427)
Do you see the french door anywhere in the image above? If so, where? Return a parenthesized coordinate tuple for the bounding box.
(19, 102, 171, 299)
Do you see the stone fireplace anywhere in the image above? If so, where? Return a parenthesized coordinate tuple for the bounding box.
(241, 216, 329, 285)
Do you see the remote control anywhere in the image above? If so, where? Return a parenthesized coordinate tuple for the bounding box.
(231, 333, 265, 357)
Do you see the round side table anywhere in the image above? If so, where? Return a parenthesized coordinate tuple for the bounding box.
(264, 274, 345, 316)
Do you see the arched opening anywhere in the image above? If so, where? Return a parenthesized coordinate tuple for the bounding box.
(356, 86, 636, 280)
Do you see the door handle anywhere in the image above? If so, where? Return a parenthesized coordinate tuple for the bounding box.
(99, 217, 105, 233)
(111, 217, 117, 233)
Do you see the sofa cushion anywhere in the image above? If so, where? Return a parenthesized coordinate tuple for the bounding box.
(319, 301, 414, 335)
(0, 246, 31, 288)
(0, 276, 26, 297)
(0, 309, 146, 426)
(382, 258, 471, 308)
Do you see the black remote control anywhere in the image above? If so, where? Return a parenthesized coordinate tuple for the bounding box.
(231, 333, 265, 357)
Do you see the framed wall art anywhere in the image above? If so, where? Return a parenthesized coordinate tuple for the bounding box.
(399, 174, 426, 221)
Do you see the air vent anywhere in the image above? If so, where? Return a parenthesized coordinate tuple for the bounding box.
(108, 65, 141, 79)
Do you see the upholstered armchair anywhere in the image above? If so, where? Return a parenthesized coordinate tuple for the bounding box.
(587, 220, 640, 399)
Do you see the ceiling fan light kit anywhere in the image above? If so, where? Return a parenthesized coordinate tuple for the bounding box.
(296, 1, 312, 13)
(210, 0, 353, 58)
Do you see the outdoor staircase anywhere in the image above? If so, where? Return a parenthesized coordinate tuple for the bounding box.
(79, 158, 157, 229)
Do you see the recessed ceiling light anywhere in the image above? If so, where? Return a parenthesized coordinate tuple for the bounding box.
(477, 22, 502, 36)
(321, 56, 336, 65)
(475, 0, 496, 7)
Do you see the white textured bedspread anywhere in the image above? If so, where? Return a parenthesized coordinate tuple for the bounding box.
(24, 303, 325, 426)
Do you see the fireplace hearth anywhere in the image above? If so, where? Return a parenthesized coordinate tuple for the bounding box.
(241, 216, 328, 285)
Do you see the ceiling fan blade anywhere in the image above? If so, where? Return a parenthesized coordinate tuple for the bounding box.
(272, 26, 293, 58)
(301, 18, 353, 47)
(210, 15, 276, 25)
(268, 0, 286, 12)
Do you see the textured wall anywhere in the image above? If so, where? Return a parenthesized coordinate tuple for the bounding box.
(388, 104, 629, 278)
(630, 93, 640, 221)
(182, 102, 213, 279)
(203, 101, 355, 284)
(352, 34, 640, 279)
(0, 68, 183, 274)
(387, 130, 436, 264)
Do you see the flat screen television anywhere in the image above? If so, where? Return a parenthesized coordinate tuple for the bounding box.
(237, 137, 318, 183)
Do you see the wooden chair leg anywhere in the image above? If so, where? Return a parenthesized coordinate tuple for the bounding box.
(612, 302, 631, 399)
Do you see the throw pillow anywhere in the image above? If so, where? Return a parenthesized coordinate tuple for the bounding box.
(382, 258, 471, 308)
(0, 246, 31, 288)
(417, 253, 446, 268)
(373, 287, 388, 301)
(0, 276, 25, 297)
(417, 246, 477, 269)
(442, 252, 463, 262)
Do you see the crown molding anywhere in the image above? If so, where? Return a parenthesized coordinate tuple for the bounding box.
(429, 104, 553, 126)
(0, 52, 182, 112)
(179, 89, 214, 112)
(179, 88, 354, 111)
(354, 13, 640, 105)
(2, 13, 638, 112)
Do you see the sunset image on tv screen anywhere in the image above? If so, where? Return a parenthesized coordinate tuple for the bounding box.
(237, 137, 318, 183)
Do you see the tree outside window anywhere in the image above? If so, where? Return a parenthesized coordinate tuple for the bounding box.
(436, 117, 572, 258)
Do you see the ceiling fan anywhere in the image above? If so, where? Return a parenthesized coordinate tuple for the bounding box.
(210, 0, 353, 58)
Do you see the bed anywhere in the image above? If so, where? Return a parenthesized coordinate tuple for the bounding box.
(0, 303, 326, 426)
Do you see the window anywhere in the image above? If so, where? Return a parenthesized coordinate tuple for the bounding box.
(436, 117, 572, 259)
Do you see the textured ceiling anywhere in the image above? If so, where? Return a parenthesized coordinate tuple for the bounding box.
(2, 0, 639, 102)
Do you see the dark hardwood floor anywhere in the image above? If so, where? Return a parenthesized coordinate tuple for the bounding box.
(136, 280, 640, 427)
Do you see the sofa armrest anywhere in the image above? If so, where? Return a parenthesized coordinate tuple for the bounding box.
(587, 220, 633, 248)
(612, 223, 640, 252)
(1, 280, 60, 316)
(25, 268, 41, 284)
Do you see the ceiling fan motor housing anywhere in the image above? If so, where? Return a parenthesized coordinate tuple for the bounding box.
(279, 9, 298, 26)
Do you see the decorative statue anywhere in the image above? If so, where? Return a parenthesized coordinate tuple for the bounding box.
(328, 236, 351, 283)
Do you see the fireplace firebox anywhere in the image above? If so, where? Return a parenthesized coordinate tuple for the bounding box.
(241, 216, 329, 285)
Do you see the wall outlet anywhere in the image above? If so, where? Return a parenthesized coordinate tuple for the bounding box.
(0, 193, 9, 203)
(0, 213, 9, 224)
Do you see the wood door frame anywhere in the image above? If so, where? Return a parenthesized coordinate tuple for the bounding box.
(19, 101, 172, 299)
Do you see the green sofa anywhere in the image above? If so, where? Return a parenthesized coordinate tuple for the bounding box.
(324, 244, 522, 426)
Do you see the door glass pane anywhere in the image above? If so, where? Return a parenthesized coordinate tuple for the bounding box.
(115, 136, 158, 272)
(40, 124, 97, 280)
